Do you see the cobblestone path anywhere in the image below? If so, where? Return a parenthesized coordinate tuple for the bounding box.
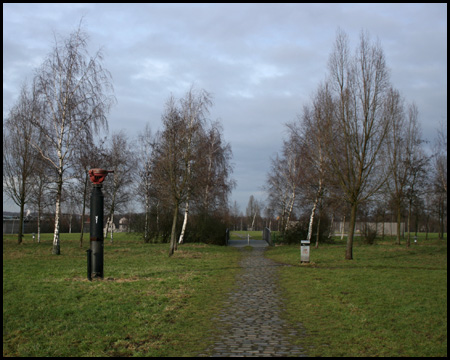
(198, 246, 306, 357)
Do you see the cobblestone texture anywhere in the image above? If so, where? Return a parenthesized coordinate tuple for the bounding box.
(198, 244, 307, 357)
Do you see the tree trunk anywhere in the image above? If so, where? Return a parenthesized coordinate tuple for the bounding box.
(307, 198, 318, 242)
(346, 203, 358, 260)
(80, 172, 88, 247)
(328, 213, 334, 239)
(178, 199, 189, 244)
(406, 198, 412, 248)
(169, 202, 179, 256)
(37, 201, 41, 243)
(396, 202, 402, 245)
(307, 179, 323, 244)
(144, 200, 150, 243)
(52, 178, 63, 255)
(18, 199, 25, 245)
(109, 212, 114, 243)
(284, 191, 296, 232)
(17, 177, 27, 244)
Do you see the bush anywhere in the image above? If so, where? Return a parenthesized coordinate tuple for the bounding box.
(184, 212, 228, 245)
(284, 221, 309, 244)
(363, 225, 377, 245)
(281, 212, 332, 245)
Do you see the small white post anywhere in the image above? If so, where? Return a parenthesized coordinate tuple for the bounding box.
(247, 233, 249, 246)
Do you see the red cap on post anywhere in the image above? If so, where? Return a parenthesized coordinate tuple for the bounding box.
(89, 168, 114, 185)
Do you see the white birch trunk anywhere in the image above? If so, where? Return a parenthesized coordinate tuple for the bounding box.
(52, 180, 62, 254)
(251, 210, 257, 230)
(284, 189, 296, 232)
(307, 198, 318, 242)
(52, 200, 61, 254)
(178, 158, 192, 244)
(178, 199, 190, 244)
(307, 177, 323, 243)
(109, 212, 114, 243)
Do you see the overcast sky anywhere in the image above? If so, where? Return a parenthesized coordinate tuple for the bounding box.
(3, 3, 447, 214)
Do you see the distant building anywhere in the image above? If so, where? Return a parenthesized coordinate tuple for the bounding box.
(331, 221, 404, 237)
(118, 217, 129, 232)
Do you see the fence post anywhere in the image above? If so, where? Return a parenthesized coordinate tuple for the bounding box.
(263, 227, 274, 246)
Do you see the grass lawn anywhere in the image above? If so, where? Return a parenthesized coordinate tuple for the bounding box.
(230, 230, 263, 240)
(3, 232, 242, 357)
(265, 234, 447, 357)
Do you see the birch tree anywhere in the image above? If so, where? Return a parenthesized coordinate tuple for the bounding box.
(288, 82, 333, 247)
(151, 88, 211, 256)
(196, 121, 235, 214)
(30, 24, 115, 254)
(177, 87, 212, 245)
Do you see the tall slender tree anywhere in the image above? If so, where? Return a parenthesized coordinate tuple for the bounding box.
(29, 23, 115, 254)
(323, 29, 393, 260)
(151, 88, 213, 256)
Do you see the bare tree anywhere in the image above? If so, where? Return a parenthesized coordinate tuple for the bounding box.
(28, 150, 53, 243)
(176, 87, 213, 245)
(387, 100, 429, 246)
(151, 87, 212, 256)
(385, 89, 408, 244)
(195, 121, 235, 214)
(265, 127, 305, 235)
(288, 82, 334, 247)
(324, 29, 392, 260)
(136, 123, 155, 243)
(71, 135, 107, 247)
(30, 23, 115, 254)
(103, 131, 135, 243)
(432, 121, 447, 240)
(433, 121, 447, 195)
(3, 82, 40, 244)
(245, 195, 263, 230)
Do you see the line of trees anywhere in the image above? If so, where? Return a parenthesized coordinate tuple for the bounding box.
(3, 23, 235, 257)
(138, 87, 235, 256)
(4, 23, 115, 254)
(265, 29, 447, 259)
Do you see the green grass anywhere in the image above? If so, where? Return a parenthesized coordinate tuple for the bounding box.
(3, 232, 243, 357)
(265, 234, 447, 357)
(230, 230, 263, 240)
(4, 232, 447, 357)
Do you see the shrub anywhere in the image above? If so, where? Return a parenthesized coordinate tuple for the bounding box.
(184, 212, 228, 245)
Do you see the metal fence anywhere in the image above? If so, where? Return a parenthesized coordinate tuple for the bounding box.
(262, 227, 274, 246)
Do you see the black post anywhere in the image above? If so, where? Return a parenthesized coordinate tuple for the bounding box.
(87, 249, 92, 281)
(86, 168, 113, 281)
(90, 184, 104, 279)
